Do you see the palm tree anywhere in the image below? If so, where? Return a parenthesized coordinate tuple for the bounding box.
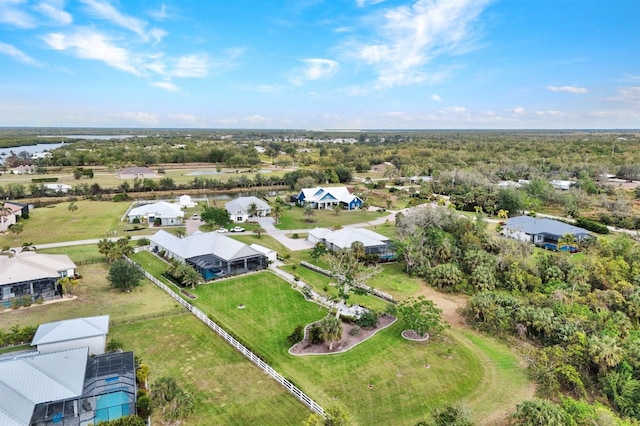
(272, 204, 283, 224)
(303, 204, 315, 223)
(589, 334, 625, 370)
(247, 202, 259, 218)
(181, 266, 203, 289)
(319, 315, 343, 351)
(350, 241, 365, 260)
(175, 229, 187, 238)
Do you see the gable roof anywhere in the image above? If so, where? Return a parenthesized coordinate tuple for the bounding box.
(298, 187, 361, 204)
(503, 216, 591, 237)
(0, 252, 76, 286)
(151, 230, 262, 261)
(31, 315, 109, 346)
(225, 196, 270, 214)
(310, 227, 389, 249)
(119, 166, 154, 175)
(128, 201, 184, 219)
(0, 347, 88, 425)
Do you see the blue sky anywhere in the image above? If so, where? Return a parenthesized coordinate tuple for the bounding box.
(0, 0, 638, 129)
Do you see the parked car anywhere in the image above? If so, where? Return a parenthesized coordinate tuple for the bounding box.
(230, 226, 245, 232)
(215, 227, 228, 233)
(191, 213, 200, 220)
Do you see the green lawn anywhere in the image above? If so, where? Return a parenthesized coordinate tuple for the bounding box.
(0, 199, 154, 246)
(276, 206, 387, 230)
(188, 272, 531, 425)
(109, 314, 311, 426)
(0, 260, 181, 329)
(39, 244, 105, 263)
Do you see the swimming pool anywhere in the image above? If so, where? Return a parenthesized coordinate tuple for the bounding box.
(94, 390, 131, 423)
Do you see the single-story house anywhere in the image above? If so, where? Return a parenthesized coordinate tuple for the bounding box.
(3, 201, 30, 218)
(250, 243, 277, 263)
(408, 175, 433, 184)
(497, 180, 522, 189)
(307, 227, 394, 259)
(371, 162, 396, 173)
(0, 203, 22, 232)
(31, 315, 109, 356)
(0, 347, 137, 426)
(225, 196, 271, 223)
(0, 252, 76, 306)
(550, 179, 575, 190)
(150, 230, 267, 280)
(296, 187, 363, 210)
(178, 194, 197, 208)
(127, 201, 184, 226)
(43, 183, 72, 194)
(11, 165, 36, 174)
(117, 166, 157, 180)
(502, 216, 593, 249)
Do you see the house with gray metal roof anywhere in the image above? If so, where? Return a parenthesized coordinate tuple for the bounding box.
(127, 201, 184, 226)
(307, 227, 395, 259)
(150, 230, 267, 280)
(502, 216, 593, 250)
(0, 330, 136, 425)
(31, 315, 109, 356)
(296, 186, 363, 210)
(225, 196, 271, 223)
(0, 252, 76, 308)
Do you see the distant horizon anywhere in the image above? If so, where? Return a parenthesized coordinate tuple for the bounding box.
(1, 1, 637, 129)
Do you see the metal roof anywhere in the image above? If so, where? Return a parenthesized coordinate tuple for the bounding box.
(225, 196, 270, 214)
(503, 216, 591, 237)
(0, 252, 76, 286)
(151, 230, 263, 261)
(31, 315, 109, 346)
(309, 227, 388, 249)
(0, 347, 88, 425)
(128, 201, 184, 218)
(298, 186, 361, 204)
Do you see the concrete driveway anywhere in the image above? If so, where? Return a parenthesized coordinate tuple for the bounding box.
(254, 217, 314, 251)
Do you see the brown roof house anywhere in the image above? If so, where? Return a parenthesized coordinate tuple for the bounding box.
(117, 166, 157, 180)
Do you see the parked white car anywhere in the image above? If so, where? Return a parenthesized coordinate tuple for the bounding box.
(215, 227, 228, 233)
(230, 226, 245, 232)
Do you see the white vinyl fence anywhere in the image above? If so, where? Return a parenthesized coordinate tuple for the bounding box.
(125, 257, 325, 417)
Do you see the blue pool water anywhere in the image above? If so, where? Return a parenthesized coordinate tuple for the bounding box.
(94, 391, 131, 423)
(541, 243, 578, 252)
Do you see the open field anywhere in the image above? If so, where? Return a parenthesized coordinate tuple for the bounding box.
(276, 205, 387, 230)
(189, 272, 533, 425)
(109, 314, 311, 426)
(0, 259, 181, 329)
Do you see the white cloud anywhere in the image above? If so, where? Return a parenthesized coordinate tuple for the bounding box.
(608, 86, 640, 104)
(80, 0, 165, 42)
(353, 0, 491, 88)
(42, 29, 142, 75)
(171, 54, 208, 77)
(0, 42, 42, 66)
(169, 113, 198, 124)
(547, 85, 587, 94)
(115, 111, 158, 125)
(291, 58, 339, 85)
(512, 107, 525, 114)
(356, 0, 388, 7)
(431, 94, 443, 102)
(0, 0, 36, 28)
(149, 3, 171, 20)
(150, 81, 179, 92)
(34, 2, 72, 25)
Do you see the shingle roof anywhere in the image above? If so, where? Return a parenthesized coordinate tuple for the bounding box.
(0, 347, 88, 425)
(151, 230, 262, 261)
(503, 216, 591, 237)
(0, 252, 76, 286)
(31, 315, 109, 346)
(225, 196, 270, 214)
(128, 201, 184, 219)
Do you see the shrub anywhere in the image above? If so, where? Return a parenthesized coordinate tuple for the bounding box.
(287, 325, 304, 346)
(136, 364, 150, 386)
(10, 298, 21, 309)
(309, 323, 324, 344)
(356, 310, 379, 329)
(136, 394, 151, 418)
(301, 285, 312, 299)
(575, 217, 610, 234)
(349, 325, 361, 336)
(153, 218, 162, 226)
(106, 339, 124, 352)
(21, 295, 32, 307)
(136, 238, 150, 246)
(292, 233, 299, 239)
(112, 193, 130, 202)
(131, 217, 141, 224)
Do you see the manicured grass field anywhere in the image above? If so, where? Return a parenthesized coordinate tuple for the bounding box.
(109, 314, 311, 426)
(0, 199, 153, 246)
(189, 272, 531, 424)
(0, 260, 181, 329)
(276, 206, 387, 230)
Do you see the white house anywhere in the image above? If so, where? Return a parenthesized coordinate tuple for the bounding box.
(307, 227, 394, 259)
(296, 187, 363, 210)
(225, 196, 271, 223)
(178, 194, 197, 208)
(550, 179, 575, 190)
(127, 201, 184, 226)
(31, 315, 110, 356)
(502, 216, 593, 249)
(44, 183, 72, 194)
(250, 243, 277, 263)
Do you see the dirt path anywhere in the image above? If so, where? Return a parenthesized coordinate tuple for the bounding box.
(413, 285, 535, 425)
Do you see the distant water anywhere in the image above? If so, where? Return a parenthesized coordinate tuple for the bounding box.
(0, 142, 66, 160)
(188, 169, 273, 176)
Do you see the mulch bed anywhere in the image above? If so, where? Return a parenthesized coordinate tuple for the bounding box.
(180, 289, 197, 299)
(289, 314, 396, 355)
